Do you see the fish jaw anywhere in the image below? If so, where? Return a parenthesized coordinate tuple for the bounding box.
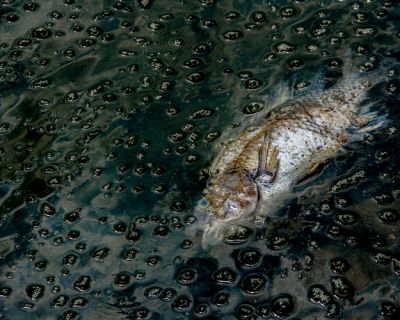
(204, 170, 259, 221)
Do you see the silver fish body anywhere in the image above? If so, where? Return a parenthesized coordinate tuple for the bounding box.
(198, 70, 387, 247)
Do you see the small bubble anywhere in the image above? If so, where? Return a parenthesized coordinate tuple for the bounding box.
(212, 291, 230, 307)
(379, 301, 398, 317)
(32, 27, 51, 39)
(250, 11, 267, 24)
(373, 252, 392, 265)
(280, 6, 297, 18)
(114, 273, 131, 287)
(225, 11, 240, 20)
(241, 273, 266, 295)
(244, 79, 262, 89)
(377, 209, 399, 224)
(326, 301, 341, 318)
(26, 284, 45, 301)
(51, 295, 69, 308)
(223, 30, 243, 41)
(176, 267, 198, 284)
(0, 287, 12, 298)
(144, 286, 163, 299)
(237, 248, 261, 268)
(212, 267, 237, 284)
(270, 294, 295, 318)
(330, 276, 354, 301)
(70, 296, 88, 309)
(308, 284, 333, 306)
(329, 257, 350, 274)
(73, 275, 92, 292)
(160, 288, 177, 301)
(235, 303, 257, 319)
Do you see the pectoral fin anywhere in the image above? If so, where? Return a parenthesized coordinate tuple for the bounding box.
(255, 133, 279, 186)
(295, 159, 330, 185)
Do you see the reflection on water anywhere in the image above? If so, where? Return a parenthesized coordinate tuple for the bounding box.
(0, 0, 399, 319)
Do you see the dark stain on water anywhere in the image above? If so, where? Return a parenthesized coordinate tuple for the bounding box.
(0, 0, 399, 319)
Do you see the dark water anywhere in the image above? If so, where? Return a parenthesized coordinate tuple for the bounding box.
(0, 0, 399, 319)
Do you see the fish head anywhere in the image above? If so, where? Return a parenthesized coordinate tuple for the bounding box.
(205, 170, 258, 221)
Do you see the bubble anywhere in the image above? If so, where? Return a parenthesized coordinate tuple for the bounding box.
(212, 291, 230, 307)
(176, 267, 198, 284)
(125, 228, 141, 242)
(34, 260, 47, 271)
(236, 304, 257, 320)
(137, 0, 153, 9)
(244, 79, 262, 89)
(274, 42, 296, 54)
(308, 284, 333, 306)
(63, 253, 79, 266)
(160, 288, 177, 302)
(131, 307, 151, 319)
(377, 209, 399, 224)
(32, 28, 52, 39)
(270, 294, 295, 318)
(73, 275, 92, 292)
(251, 11, 267, 24)
(266, 234, 288, 250)
(0, 287, 12, 298)
(146, 255, 160, 266)
(64, 210, 80, 224)
(221, 225, 253, 244)
(172, 295, 192, 311)
(380, 301, 399, 318)
(186, 72, 205, 83)
(331, 170, 367, 192)
(335, 211, 359, 226)
(326, 301, 341, 318)
(26, 284, 45, 300)
(237, 248, 262, 268)
(91, 247, 109, 261)
(212, 267, 237, 285)
(373, 252, 392, 265)
(354, 26, 377, 37)
(114, 272, 131, 287)
(190, 109, 212, 120)
(153, 226, 169, 237)
(194, 303, 210, 316)
(330, 276, 354, 301)
(241, 273, 266, 295)
(24, 2, 40, 11)
(142, 286, 162, 300)
(39, 202, 56, 217)
(113, 222, 127, 233)
(280, 6, 298, 19)
(225, 11, 240, 20)
(223, 30, 243, 41)
(62, 310, 80, 319)
(70, 296, 88, 308)
(193, 43, 212, 55)
(329, 257, 350, 274)
(51, 295, 69, 308)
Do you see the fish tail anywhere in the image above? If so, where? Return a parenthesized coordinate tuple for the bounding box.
(340, 51, 398, 93)
(339, 52, 396, 135)
(346, 114, 388, 143)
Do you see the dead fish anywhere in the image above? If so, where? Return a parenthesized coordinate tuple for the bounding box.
(195, 61, 389, 248)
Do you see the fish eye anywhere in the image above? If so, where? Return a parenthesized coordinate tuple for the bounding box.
(198, 197, 209, 208)
(224, 199, 241, 219)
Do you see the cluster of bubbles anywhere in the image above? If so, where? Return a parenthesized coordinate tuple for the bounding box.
(0, 0, 399, 319)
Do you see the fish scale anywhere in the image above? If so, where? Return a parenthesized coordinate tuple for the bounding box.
(200, 71, 387, 246)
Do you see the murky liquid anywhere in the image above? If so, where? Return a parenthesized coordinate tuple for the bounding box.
(0, 0, 399, 319)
